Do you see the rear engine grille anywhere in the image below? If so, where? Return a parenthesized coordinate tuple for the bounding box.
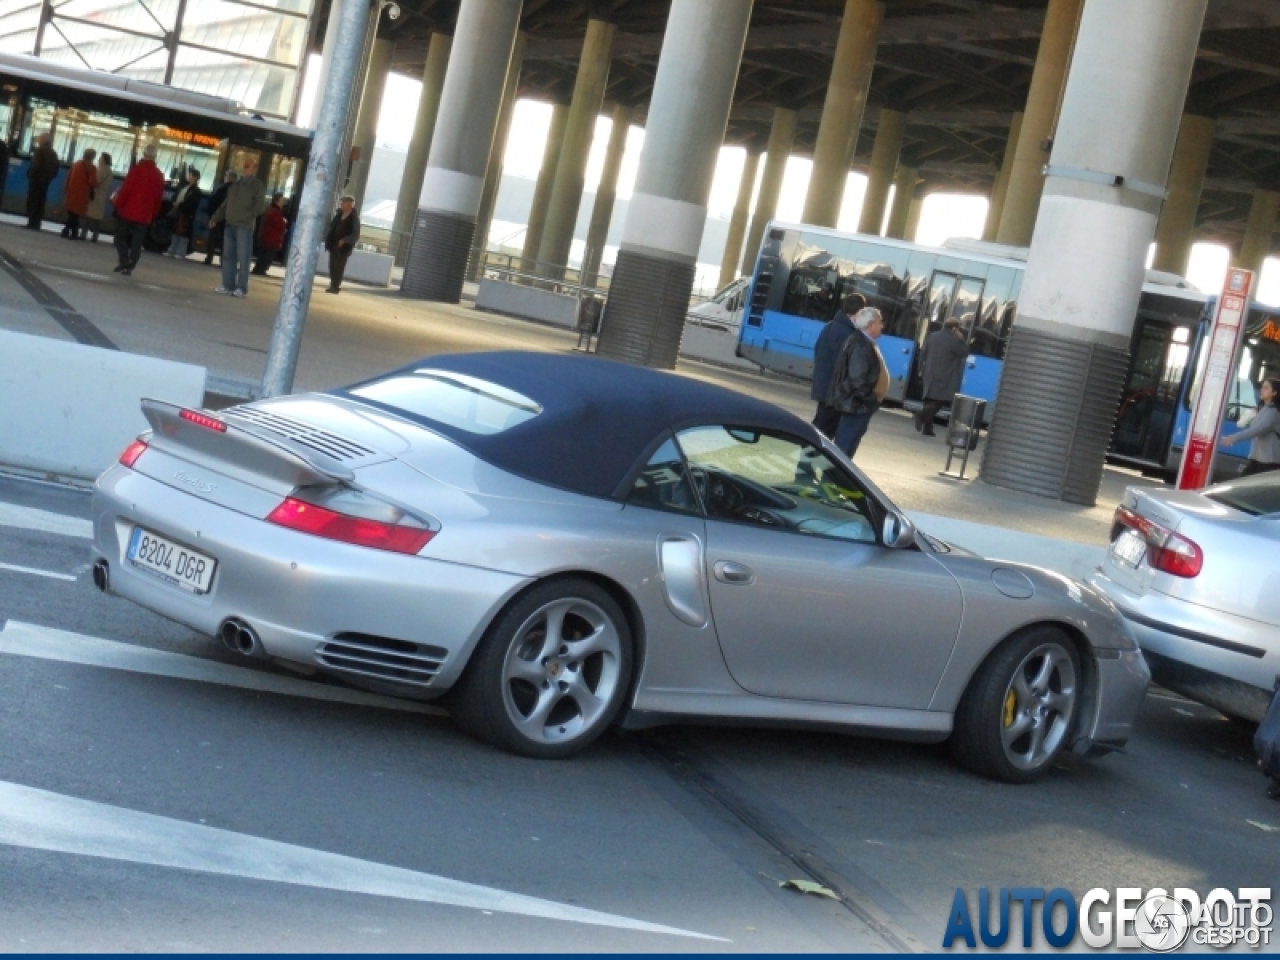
(226, 407, 377, 462)
(317, 633, 447, 688)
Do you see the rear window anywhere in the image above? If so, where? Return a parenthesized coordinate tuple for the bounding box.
(351, 369, 542, 435)
(1205, 474, 1280, 517)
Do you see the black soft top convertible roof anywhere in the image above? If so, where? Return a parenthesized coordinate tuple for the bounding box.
(337, 350, 820, 499)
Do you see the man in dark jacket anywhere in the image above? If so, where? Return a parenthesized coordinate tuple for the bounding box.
(828, 307, 888, 458)
(324, 194, 361, 294)
(915, 317, 970, 436)
(25, 132, 59, 230)
(810, 292, 867, 438)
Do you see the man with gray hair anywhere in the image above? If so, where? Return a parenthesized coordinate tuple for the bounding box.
(210, 155, 267, 297)
(110, 142, 165, 276)
(826, 306, 889, 458)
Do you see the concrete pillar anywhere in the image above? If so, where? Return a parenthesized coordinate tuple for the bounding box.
(520, 103, 569, 272)
(982, 111, 1022, 242)
(393, 32, 452, 265)
(1152, 113, 1216, 276)
(468, 32, 525, 282)
(857, 108, 906, 235)
(718, 148, 760, 288)
(995, 0, 1083, 246)
(537, 18, 617, 275)
(802, 0, 883, 227)
(580, 102, 633, 290)
(1234, 188, 1280, 276)
(345, 38, 393, 208)
(904, 191, 924, 241)
(741, 106, 797, 275)
(596, 0, 754, 368)
(400, 0, 522, 302)
(884, 164, 917, 239)
(981, 0, 1208, 506)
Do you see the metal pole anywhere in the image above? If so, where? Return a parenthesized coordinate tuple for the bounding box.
(164, 0, 188, 85)
(32, 0, 52, 55)
(261, 0, 375, 398)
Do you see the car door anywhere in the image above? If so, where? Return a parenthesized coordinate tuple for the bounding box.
(674, 425, 964, 710)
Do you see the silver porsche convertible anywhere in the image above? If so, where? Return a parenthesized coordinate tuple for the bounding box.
(91, 351, 1148, 782)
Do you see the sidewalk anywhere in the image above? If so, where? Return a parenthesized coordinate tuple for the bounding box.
(0, 218, 1146, 573)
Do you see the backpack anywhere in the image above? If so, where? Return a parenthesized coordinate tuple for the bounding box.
(1254, 675, 1280, 799)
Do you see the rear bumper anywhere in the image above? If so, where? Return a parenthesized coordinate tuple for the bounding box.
(92, 465, 531, 691)
(1078, 648, 1150, 752)
(1088, 569, 1278, 702)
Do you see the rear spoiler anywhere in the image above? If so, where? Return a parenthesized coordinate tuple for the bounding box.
(141, 399, 355, 488)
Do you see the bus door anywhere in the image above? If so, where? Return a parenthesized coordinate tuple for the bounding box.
(1111, 311, 1193, 468)
(910, 272, 989, 403)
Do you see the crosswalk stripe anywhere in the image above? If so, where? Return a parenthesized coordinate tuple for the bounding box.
(0, 779, 722, 940)
(0, 502, 92, 539)
(0, 561, 77, 581)
(0, 620, 446, 715)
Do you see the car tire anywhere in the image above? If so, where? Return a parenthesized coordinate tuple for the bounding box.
(951, 627, 1081, 784)
(448, 577, 634, 760)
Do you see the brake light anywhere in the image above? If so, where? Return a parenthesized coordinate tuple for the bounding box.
(266, 496, 436, 555)
(1113, 505, 1203, 578)
(179, 409, 227, 432)
(118, 439, 148, 468)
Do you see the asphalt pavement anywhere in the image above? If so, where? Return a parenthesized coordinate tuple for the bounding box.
(1, 473, 1277, 952)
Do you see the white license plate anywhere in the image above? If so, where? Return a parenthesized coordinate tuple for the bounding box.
(1110, 529, 1147, 568)
(127, 526, 217, 594)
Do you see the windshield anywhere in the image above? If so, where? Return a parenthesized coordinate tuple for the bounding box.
(350, 370, 542, 435)
(1205, 474, 1280, 517)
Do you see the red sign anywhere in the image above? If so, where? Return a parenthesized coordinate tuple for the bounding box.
(1177, 268, 1254, 490)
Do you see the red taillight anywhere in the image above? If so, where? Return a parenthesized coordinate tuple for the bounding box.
(1113, 505, 1203, 578)
(266, 496, 435, 555)
(118, 439, 148, 468)
(179, 408, 227, 432)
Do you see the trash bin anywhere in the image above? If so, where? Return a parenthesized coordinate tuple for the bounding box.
(940, 394, 986, 480)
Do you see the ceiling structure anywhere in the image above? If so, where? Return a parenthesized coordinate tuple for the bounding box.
(324, 0, 1280, 249)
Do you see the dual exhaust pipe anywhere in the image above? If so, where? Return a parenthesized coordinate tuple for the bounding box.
(93, 561, 261, 660)
(218, 618, 263, 658)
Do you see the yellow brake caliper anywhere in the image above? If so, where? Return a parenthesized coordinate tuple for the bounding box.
(1003, 688, 1018, 728)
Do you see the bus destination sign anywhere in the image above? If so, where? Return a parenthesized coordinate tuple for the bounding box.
(1177, 268, 1254, 490)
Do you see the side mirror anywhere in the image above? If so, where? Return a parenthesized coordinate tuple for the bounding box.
(882, 512, 917, 550)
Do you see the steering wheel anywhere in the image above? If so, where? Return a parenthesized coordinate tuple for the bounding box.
(688, 466, 741, 515)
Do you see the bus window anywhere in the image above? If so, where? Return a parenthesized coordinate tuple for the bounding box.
(266, 153, 299, 197)
(951, 277, 984, 337)
(781, 238, 840, 321)
(21, 97, 57, 154)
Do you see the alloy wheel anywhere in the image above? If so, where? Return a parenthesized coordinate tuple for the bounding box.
(999, 641, 1077, 771)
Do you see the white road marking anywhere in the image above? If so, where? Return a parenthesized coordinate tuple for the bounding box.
(0, 621, 446, 716)
(0, 561, 77, 581)
(0, 502, 92, 538)
(0, 779, 723, 941)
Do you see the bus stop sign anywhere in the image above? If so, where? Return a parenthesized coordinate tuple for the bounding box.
(1177, 267, 1254, 490)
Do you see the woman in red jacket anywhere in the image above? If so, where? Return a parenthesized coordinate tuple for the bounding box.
(251, 192, 287, 276)
(61, 148, 97, 240)
(111, 143, 165, 276)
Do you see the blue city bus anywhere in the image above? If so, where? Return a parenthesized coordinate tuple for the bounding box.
(737, 221, 1280, 480)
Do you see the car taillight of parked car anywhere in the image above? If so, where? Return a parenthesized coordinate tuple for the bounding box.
(266, 488, 437, 556)
(118, 439, 148, 468)
(1112, 504, 1203, 578)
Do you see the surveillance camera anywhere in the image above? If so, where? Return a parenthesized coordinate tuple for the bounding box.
(383, 1, 400, 19)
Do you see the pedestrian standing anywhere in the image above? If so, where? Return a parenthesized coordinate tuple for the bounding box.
(915, 317, 970, 437)
(82, 152, 112, 241)
(810, 292, 867, 438)
(1222, 378, 1280, 475)
(209, 156, 266, 297)
(203, 170, 235, 265)
(110, 143, 165, 276)
(827, 307, 890, 459)
(324, 194, 361, 294)
(164, 168, 203, 258)
(251, 192, 287, 275)
(61, 148, 97, 240)
(25, 132, 59, 231)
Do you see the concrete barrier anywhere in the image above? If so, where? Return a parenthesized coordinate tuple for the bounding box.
(678, 319, 759, 371)
(475, 278, 579, 328)
(316, 249, 394, 288)
(0, 330, 206, 482)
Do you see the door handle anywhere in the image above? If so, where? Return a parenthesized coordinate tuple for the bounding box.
(713, 560, 755, 585)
